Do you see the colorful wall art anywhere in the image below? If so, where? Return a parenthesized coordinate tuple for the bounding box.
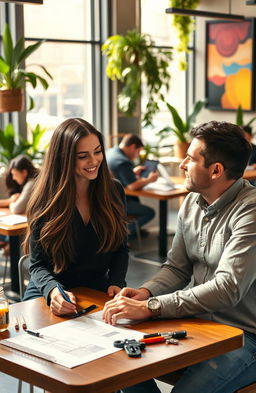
(205, 19, 255, 111)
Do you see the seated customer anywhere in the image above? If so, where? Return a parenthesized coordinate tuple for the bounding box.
(23, 118, 128, 316)
(103, 121, 256, 393)
(106, 134, 158, 238)
(0, 155, 38, 256)
(0, 154, 38, 214)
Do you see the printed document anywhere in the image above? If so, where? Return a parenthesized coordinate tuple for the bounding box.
(1, 316, 143, 368)
(0, 214, 27, 225)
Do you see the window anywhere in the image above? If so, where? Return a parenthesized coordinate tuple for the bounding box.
(140, 0, 195, 147)
(23, 0, 107, 136)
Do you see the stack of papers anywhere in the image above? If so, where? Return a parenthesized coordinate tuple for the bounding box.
(0, 215, 27, 225)
(1, 316, 144, 368)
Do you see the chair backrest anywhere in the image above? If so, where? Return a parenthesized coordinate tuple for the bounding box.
(18, 255, 30, 300)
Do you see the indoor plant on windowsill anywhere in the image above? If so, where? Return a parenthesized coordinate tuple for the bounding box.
(157, 98, 205, 159)
(0, 24, 52, 112)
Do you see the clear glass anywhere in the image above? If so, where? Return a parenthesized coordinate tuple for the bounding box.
(25, 41, 93, 143)
(140, 0, 187, 147)
(24, 0, 93, 40)
(0, 287, 9, 332)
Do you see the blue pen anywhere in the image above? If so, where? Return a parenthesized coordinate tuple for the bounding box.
(56, 283, 73, 304)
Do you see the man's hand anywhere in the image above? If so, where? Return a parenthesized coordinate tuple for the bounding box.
(107, 285, 121, 297)
(147, 171, 158, 183)
(102, 295, 152, 325)
(133, 165, 145, 176)
(49, 287, 77, 316)
(118, 287, 151, 300)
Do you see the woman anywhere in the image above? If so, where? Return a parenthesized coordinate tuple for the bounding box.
(0, 155, 38, 256)
(23, 118, 128, 316)
(0, 155, 38, 214)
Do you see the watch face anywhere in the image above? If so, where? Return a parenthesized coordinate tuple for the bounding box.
(148, 298, 160, 311)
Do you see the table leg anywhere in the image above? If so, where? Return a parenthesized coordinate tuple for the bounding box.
(9, 236, 20, 294)
(159, 200, 167, 257)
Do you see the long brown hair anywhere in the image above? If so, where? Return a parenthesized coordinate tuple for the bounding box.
(24, 118, 127, 273)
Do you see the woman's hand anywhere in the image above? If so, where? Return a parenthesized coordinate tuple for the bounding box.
(107, 285, 121, 297)
(102, 295, 151, 325)
(49, 287, 77, 316)
(10, 193, 20, 202)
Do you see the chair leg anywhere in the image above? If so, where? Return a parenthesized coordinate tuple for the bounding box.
(17, 379, 22, 393)
(134, 219, 142, 249)
(2, 256, 8, 285)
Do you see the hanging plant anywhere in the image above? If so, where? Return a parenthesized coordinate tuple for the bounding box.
(102, 29, 173, 127)
(169, 0, 200, 70)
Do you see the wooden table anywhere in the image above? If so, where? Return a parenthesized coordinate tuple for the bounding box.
(125, 177, 188, 259)
(0, 208, 27, 294)
(0, 288, 243, 393)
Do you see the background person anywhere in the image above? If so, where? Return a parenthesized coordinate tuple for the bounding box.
(23, 118, 128, 316)
(103, 121, 256, 393)
(106, 134, 158, 238)
(0, 154, 38, 214)
(0, 155, 38, 256)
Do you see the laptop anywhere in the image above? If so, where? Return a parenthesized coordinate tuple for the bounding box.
(143, 163, 176, 191)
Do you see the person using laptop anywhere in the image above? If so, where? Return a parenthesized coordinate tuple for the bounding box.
(106, 134, 158, 238)
(103, 121, 256, 393)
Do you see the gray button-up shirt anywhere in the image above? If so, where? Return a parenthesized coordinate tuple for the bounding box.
(143, 178, 256, 333)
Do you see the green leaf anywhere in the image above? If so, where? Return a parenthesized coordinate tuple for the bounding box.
(3, 24, 13, 68)
(187, 99, 206, 129)
(236, 105, 243, 126)
(0, 57, 9, 74)
(17, 40, 44, 65)
(166, 102, 185, 132)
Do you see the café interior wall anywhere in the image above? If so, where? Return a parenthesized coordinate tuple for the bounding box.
(194, 0, 256, 126)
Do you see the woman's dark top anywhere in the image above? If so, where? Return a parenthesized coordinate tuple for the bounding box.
(24, 182, 128, 304)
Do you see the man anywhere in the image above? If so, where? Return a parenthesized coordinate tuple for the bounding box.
(103, 121, 256, 393)
(106, 134, 158, 238)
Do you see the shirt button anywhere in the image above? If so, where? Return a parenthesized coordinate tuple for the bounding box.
(201, 242, 206, 247)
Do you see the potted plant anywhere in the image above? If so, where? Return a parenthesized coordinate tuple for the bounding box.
(169, 0, 200, 70)
(102, 29, 173, 127)
(157, 99, 205, 158)
(0, 123, 47, 166)
(0, 24, 52, 112)
(236, 104, 256, 131)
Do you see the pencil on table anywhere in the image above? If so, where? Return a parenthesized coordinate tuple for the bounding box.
(14, 317, 19, 331)
(20, 315, 27, 330)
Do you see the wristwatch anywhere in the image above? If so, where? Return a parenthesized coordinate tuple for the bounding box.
(147, 297, 161, 319)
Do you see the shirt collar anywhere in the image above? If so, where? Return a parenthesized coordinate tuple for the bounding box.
(196, 178, 244, 217)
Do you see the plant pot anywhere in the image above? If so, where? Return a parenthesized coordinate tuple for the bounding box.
(0, 89, 24, 112)
(174, 141, 190, 159)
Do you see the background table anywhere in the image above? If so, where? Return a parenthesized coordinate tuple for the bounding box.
(0, 208, 27, 295)
(0, 288, 244, 393)
(125, 177, 188, 260)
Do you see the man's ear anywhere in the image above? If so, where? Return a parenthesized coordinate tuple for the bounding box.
(211, 162, 224, 179)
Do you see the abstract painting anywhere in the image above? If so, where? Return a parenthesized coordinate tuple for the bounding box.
(205, 19, 255, 111)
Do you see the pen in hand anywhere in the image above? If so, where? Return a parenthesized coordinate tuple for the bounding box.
(56, 283, 73, 303)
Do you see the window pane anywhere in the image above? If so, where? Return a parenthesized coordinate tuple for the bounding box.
(141, 0, 187, 146)
(24, 0, 95, 40)
(26, 42, 93, 132)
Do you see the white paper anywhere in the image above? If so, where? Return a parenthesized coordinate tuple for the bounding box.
(1, 316, 144, 368)
(88, 310, 146, 326)
(0, 214, 27, 225)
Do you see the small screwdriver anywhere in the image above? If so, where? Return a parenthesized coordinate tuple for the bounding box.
(143, 330, 187, 339)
